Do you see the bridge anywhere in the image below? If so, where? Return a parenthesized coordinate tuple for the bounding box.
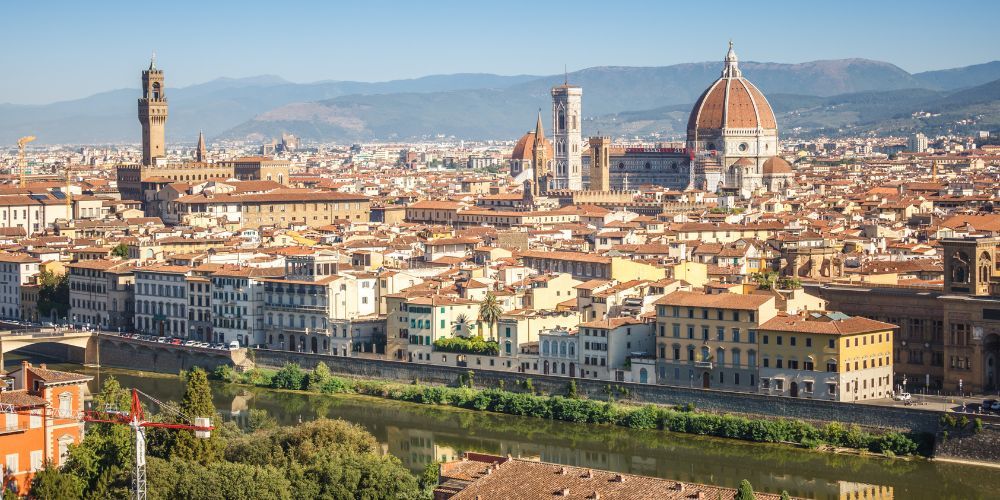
(0, 330, 247, 373)
(0, 328, 99, 367)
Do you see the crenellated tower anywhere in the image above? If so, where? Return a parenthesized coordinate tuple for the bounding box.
(138, 54, 168, 166)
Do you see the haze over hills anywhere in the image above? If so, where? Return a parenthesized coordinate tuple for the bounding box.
(3, 58, 1000, 145)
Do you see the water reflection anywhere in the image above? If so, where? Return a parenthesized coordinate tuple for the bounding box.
(16, 359, 998, 500)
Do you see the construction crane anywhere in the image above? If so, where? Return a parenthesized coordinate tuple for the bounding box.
(83, 388, 214, 500)
(16, 136, 35, 187)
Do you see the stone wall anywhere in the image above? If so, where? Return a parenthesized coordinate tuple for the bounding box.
(251, 349, 942, 434)
(96, 336, 242, 374)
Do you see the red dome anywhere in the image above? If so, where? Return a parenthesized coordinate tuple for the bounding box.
(511, 131, 553, 161)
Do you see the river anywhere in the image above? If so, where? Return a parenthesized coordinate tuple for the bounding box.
(8, 355, 999, 499)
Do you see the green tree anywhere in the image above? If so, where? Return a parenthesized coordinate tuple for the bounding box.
(306, 362, 331, 392)
(271, 363, 306, 390)
(750, 271, 778, 291)
(247, 408, 277, 433)
(169, 367, 223, 464)
(62, 377, 135, 498)
(780, 491, 791, 500)
(736, 479, 756, 500)
(29, 466, 85, 500)
(110, 243, 130, 259)
(418, 461, 441, 499)
(37, 270, 70, 320)
(478, 292, 504, 340)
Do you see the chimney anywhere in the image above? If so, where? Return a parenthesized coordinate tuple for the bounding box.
(21, 361, 30, 390)
(695, 492, 706, 499)
(557, 488, 570, 497)
(612, 474, 625, 483)
(39, 363, 46, 370)
(674, 482, 685, 492)
(583, 469, 593, 479)
(589, 492, 601, 500)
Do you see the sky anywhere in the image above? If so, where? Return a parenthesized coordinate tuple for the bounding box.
(3, 0, 998, 104)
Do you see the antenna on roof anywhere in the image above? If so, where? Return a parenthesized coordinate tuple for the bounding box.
(564, 64, 568, 85)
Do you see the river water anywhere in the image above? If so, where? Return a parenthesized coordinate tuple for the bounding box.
(8, 356, 998, 499)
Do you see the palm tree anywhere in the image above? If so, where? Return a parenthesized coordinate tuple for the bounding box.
(451, 313, 474, 337)
(478, 292, 503, 341)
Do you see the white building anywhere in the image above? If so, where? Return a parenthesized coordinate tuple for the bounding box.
(134, 264, 191, 337)
(0, 254, 40, 320)
(210, 266, 282, 346)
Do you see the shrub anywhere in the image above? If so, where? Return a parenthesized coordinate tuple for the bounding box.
(624, 405, 659, 430)
(566, 380, 579, 399)
(974, 418, 984, 433)
(271, 363, 306, 390)
(433, 336, 499, 356)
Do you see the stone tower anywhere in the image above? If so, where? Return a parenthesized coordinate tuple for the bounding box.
(942, 237, 998, 297)
(588, 136, 611, 191)
(531, 111, 549, 196)
(551, 80, 583, 190)
(196, 130, 206, 163)
(138, 55, 168, 166)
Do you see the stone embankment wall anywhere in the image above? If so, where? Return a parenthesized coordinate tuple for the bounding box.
(95, 336, 245, 374)
(250, 349, 942, 434)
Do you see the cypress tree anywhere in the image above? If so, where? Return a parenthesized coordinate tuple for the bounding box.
(736, 479, 756, 500)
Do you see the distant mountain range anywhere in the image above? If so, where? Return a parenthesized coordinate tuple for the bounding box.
(3, 59, 1000, 145)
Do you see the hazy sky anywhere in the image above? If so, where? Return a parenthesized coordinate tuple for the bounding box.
(3, 0, 998, 104)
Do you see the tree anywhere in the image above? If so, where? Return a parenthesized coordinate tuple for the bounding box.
(736, 479, 756, 500)
(37, 270, 69, 320)
(271, 363, 306, 390)
(780, 491, 791, 500)
(29, 466, 85, 500)
(306, 362, 331, 392)
(451, 313, 475, 337)
(169, 367, 223, 464)
(750, 271, 778, 291)
(110, 243, 130, 259)
(478, 292, 504, 341)
(418, 461, 441, 499)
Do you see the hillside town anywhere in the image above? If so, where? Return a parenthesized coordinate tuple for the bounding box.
(2, 43, 1000, 499)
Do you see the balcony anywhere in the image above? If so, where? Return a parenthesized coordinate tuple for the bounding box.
(265, 303, 327, 313)
(694, 360, 714, 369)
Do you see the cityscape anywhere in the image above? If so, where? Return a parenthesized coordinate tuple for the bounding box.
(1, 1, 1000, 499)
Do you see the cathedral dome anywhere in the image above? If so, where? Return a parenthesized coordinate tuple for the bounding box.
(687, 42, 777, 138)
(762, 156, 793, 175)
(511, 131, 553, 161)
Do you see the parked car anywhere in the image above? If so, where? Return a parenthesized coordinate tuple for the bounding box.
(984, 399, 1000, 412)
(228, 341, 240, 350)
(893, 392, 911, 402)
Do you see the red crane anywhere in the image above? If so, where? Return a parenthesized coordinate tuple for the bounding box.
(82, 388, 214, 500)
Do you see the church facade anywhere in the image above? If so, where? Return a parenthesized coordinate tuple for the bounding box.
(516, 43, 793, 198)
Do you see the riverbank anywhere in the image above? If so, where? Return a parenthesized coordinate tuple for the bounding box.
(212, 362, 930, 458)
(43, 359, 1000, 500)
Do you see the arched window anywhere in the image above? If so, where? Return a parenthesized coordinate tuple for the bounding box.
(701, 346, 710, 361)
(716, 348, 725, 366)
(732, 349, 742, 367)
(560, 342, 567, 357)
(748, 350, 757, 367)
(151, 82, 161, 99)
(568, 342, 575, 356)
(558, 110, 566, 131)
(542, 340, 550, 355)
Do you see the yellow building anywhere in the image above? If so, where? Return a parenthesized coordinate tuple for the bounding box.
(520, 250, 666, 281)
(758, 312, 895, 401)
(655, 291, 777, 391)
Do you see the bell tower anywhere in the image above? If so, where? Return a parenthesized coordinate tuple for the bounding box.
(138, 54, 168, 166)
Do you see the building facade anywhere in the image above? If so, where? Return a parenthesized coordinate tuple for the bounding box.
(0, 254, 40, 321)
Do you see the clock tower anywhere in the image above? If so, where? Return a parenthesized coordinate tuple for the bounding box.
(138, 54, 168, 166)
